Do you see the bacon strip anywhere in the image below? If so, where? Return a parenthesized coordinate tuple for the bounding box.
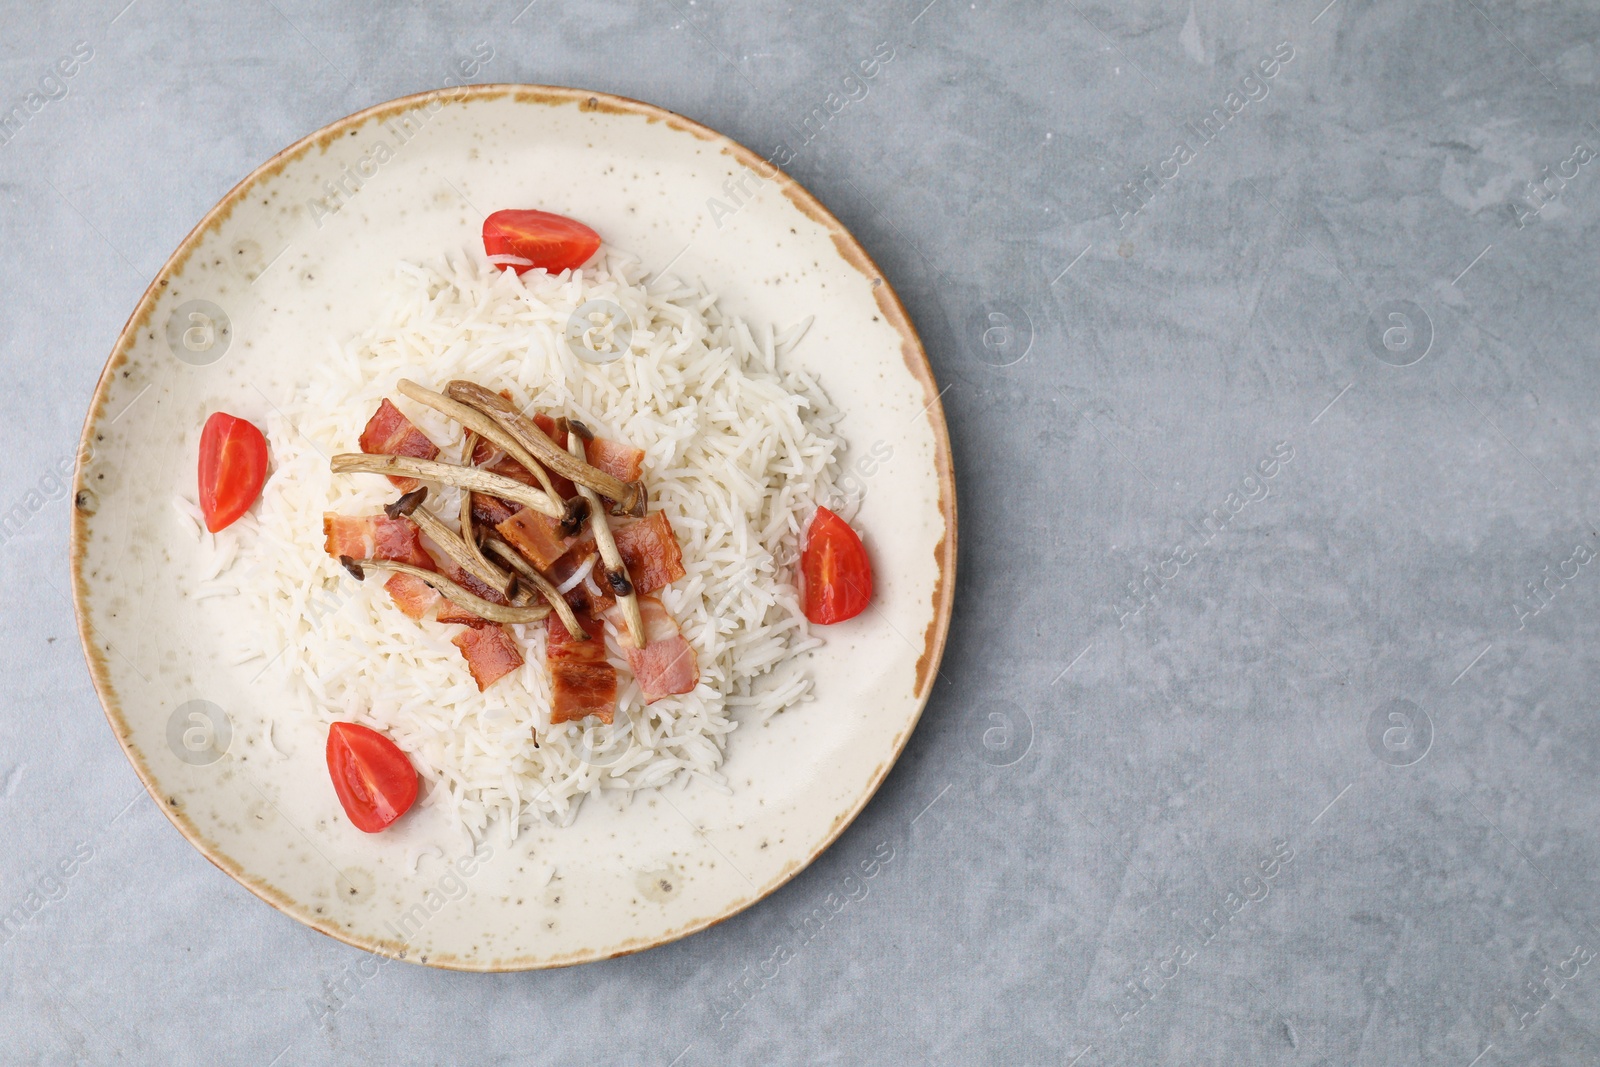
(546, 615, 617, 724)
(324, 513, 443, 621)
(324, 510, 530, 686)
(471, 493, 522, 527)
(543, 541, 611, 617)
(530, 415, 578, 499)
(384, 572, 439, 620)
(532, 414, 645, 490)
(452, 624, 524, 690)
(515, 510, 685, 619)
(604, 595, 698, 703)
(567, 513, 686, 603)
(613, 512, 686, 594)
(323, 513, 434, 568)
(584, 435, 646, 484)
(467, 417, 643, 515)
(495, 507, 578, 571)
(359, 399, 440, 491)
(432, 554, 509, 627)
(323, 512, 497, 625)
(468, 439, 561, 532)
(471, 438, 534, 483)
(437, 601, 488, 626)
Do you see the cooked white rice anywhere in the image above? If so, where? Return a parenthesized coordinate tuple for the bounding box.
(194, 247, 846, 844)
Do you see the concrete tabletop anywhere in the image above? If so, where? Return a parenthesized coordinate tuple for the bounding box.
(5, 1, 1600, 1063)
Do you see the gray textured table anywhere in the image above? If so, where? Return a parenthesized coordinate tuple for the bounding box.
(5, 1, 1600, 1064)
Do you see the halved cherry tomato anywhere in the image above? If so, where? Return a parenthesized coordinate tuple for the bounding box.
(800, 506, 873, 624)
(482, 209, 601, 275)
(325, 722, 419, 834)
(197, 412, 268, 532)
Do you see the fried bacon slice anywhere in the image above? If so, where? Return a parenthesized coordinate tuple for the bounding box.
(383, 571, 440, 620)
(531, 413, 645, 489)
(343, 559, 548, 625)
(467, 417, 645, 528)
(432, 555, 511, 627)
(546, 614, 617, 725)
(604, 595, 698, 704)
(613, 512, 686, 594)
(542, 541, 611, 617)
(469, 438, 542, 527)
(359, 399, 439, 490)
(583, 435, 646, 485)
(451, 624, 524, 690)
(323, 511, 511, 634)
(514, 509, 687, 618)
(324, 512, 444, 622)
(471, 493, 522, 528)
(322, 513, 434, 569)
(528, 415, 578, 499)
(495, 507, 579, 571)
(472, 436, 541, 484)
(560, 511, 687, 607)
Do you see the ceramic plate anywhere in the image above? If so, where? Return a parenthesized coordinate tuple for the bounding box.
(71, 85, 955, 970)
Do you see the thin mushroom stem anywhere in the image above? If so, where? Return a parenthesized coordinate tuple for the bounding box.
(482, 537, 589, 641)
(444, 380, 647, 516)
(407, 503, 515, 600)
(339, 557, 550, 625)
(395, 379, 570, 510)
(455, 430, 500, 582)
(567, 428, 645, 647)
(331, 454, 562, 519)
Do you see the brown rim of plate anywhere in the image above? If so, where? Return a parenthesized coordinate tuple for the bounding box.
(69, 83, 957, 972)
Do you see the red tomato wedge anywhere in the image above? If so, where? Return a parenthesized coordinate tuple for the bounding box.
(800, 506, 873, 625)
(482, 209, 600, 275)
(325, 722, 419, 833)
(197, 412, 268, 532)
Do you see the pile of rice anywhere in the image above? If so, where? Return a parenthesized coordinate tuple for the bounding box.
(186, 247, 848, 843)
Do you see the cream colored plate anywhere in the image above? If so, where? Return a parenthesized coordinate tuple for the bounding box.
(72, 86, 955, 970)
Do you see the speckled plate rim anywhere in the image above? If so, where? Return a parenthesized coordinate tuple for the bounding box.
(70, 83, 956, 970)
